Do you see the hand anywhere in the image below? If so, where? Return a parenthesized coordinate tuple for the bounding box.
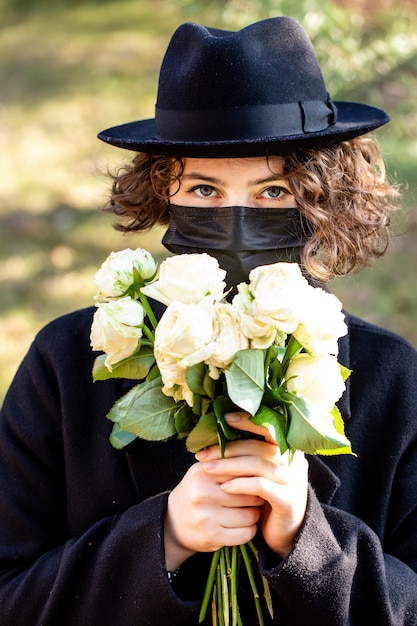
(198, 412, 309, 559)
(164, 446, 264, 571)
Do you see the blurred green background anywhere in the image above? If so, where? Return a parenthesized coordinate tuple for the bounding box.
(1, 0, 417, 404)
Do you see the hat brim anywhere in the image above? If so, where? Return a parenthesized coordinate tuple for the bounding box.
(97, 102, 390, 157)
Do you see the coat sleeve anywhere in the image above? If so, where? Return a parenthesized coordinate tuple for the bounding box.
(258, 320, 417, 625)
(259, 486, 417, 625)
(0, 310, 202, 625)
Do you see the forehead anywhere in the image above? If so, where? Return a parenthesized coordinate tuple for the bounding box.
(180, 156, 285, 178)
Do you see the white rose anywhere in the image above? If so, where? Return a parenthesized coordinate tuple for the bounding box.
(232, 284, 279, 349)
(94, 248, 157, 300)
(141, 253, 226, 306)
(154, 352, 194, 406)
(155, 301, 215, 369)
(285, 353, 345, 412)
(154, 301, 215, 406)
(248, 263, 310, 333)
(90, 297, 144, 369)
(294, 287, 347, 356)
(207, 302, 249, 370)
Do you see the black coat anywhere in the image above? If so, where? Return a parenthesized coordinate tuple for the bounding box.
(0, 306, 416, 625)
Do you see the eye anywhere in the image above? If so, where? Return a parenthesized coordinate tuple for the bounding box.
(191, 185, 218, 198)
(261, 185, 290, 199)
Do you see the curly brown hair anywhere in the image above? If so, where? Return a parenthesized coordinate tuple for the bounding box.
(105, 136, 400, 282)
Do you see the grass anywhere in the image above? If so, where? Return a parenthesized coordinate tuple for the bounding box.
(1, 0, 417, 404)
(1, 0, 178, 401)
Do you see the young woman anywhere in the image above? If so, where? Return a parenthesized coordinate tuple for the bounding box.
(0, 16, 416, 625)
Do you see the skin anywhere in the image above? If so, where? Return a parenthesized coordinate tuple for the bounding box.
(164, 157, 309, 572)
(169, 156, 296, 209)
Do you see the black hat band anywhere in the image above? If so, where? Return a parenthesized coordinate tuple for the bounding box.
(155, 98, 338, 142)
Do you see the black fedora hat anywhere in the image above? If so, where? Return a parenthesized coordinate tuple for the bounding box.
(98, 17, 390, 157)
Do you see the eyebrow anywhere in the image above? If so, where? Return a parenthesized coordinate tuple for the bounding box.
(180, 173, 225, 185)
(180, 172, 289, 187)
(248, 175, 289, 187)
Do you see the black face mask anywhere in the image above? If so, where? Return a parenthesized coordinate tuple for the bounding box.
(162, 204, 312, 294)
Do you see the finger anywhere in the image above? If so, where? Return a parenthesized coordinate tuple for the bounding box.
(195, 445, 222, 462)
(202, 449, 307, 488)
(219, 504, 261, 526)
(225, 412, 277, 444)
(220, 475, 307, 511)
(221, 476, 272, 498)
(196, 437, 278, 463)
(219, 493, 265, 507)
(202, 455, 286, 485)
(219, 453, 308, 498)
(209, 526, 258, 550)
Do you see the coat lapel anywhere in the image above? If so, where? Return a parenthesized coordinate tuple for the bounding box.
(307, 455, 341, 504)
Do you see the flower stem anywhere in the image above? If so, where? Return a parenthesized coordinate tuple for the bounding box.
(212, 584, 218, 626)
(138, 289, 158, 330)
(199, 549, 222, 623)
(220, 548, 229, 626)
(141, 324, 155, 344)
(249, 541, 273, 619)
(231, 546, 239, 626)
(217, 558, 226, 626)
(240, 543, 264, 626)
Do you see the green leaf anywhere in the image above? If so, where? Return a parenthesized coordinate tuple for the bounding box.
(185, 365, 215, 404)
(107, 377, 177, 441)
(203, 370, 216, 399)
(186, 362, 208, 395)
(92, 354, 112, 381)
(146, 363, 161, 382)
(316, 405, 354, 456)
(265, 344, 283, 390)
(225, 349, 265, 415)
(251, 404, 288, 454)
(282, 392, 353, 455)
(186, 411, 219, 453)
(281, 335, 303, 374)
(109, 423, 137, 449)
(267, 358, 283, 390)
(191, 393, 202, 417)
(339, 364, 352, 383)
(213, 396, 241, 456)
(265, 344, 279, 363)
(213, 396, 241, 439)
(174, 403, 196, 439)
(262, 385, 283, 408)
(93, 346, 155, 381)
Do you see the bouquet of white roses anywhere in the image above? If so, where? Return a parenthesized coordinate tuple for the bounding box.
(90, 247, 352, 626)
